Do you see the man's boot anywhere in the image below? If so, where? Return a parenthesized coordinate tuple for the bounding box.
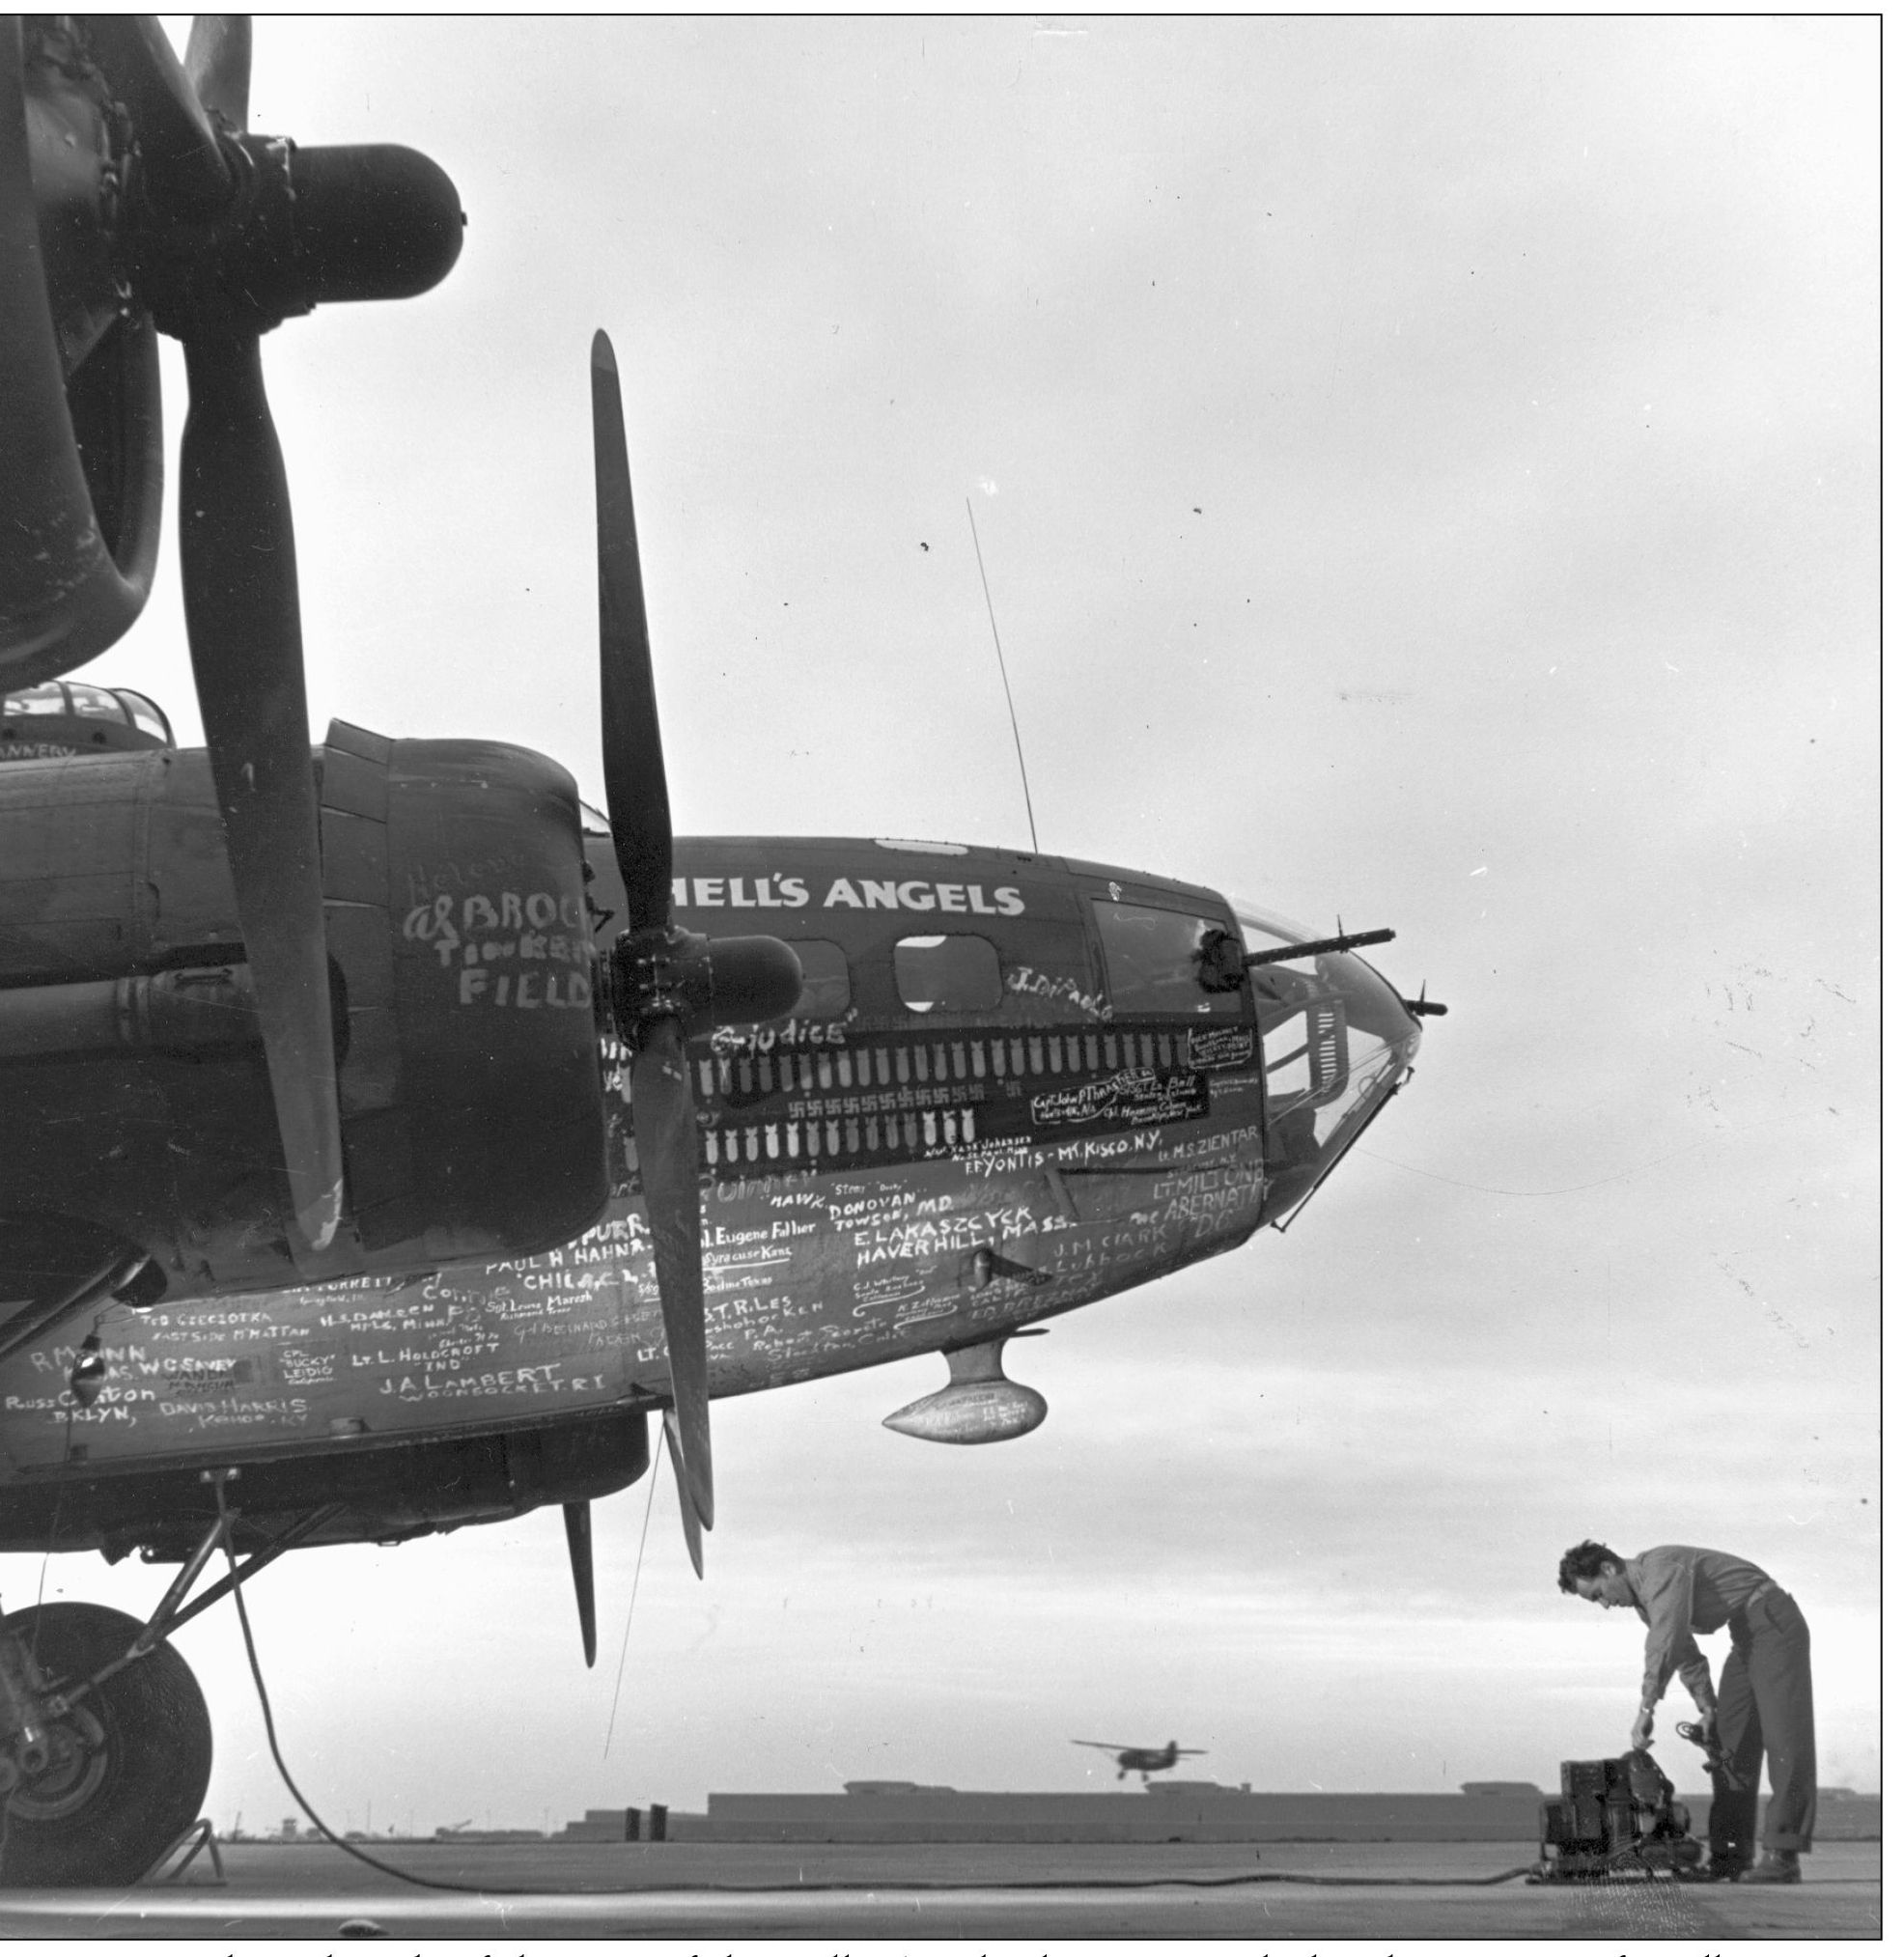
(1741, 1849, 1802, 1884)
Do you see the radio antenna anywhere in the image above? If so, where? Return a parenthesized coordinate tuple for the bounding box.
(966, 498, 1041, 854)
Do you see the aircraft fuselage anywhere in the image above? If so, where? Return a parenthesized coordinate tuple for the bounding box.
(0, 743, 1421, 1554)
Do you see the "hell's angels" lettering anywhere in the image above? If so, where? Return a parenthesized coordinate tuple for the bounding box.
(672, 875, 1024, 916)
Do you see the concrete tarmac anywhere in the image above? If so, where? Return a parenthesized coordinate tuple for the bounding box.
(0, 1838, 1878, 1940)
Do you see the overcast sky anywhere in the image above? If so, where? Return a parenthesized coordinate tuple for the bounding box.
(3, 15, 1877, 1832)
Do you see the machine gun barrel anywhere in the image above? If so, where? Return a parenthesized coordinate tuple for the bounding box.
(1242, 927, 1396, 968)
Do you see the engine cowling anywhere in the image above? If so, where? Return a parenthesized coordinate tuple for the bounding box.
(335, 724, 609, 1262)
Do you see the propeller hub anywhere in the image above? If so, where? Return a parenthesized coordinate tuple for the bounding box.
(124, 133, 462, 342)
(606, 928, 803, 1045)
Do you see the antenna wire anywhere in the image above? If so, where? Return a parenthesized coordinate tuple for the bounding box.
(966, 498, 1040, 853)
(602, 1449, 661, 1757)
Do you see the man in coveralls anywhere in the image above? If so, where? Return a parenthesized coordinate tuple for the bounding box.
(1558, 1540, 1813, 1883)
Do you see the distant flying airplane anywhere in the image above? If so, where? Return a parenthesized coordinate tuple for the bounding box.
(1074, 1739, 1208, 1781)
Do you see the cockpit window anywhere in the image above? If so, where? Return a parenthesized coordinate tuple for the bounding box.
(66, 684, 123, 719)
(4, 686, 67, 716)
(782, 939, 851, 1020)
(1092, 900, 1243, 1018)
(118, 690, 171, 741)
(894, 935, 1001, 1014)
(1, 684, 173, 748)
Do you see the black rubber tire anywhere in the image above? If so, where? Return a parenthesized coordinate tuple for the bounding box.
(0, 1602, 212, 1887)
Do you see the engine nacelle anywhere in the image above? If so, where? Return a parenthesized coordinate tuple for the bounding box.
(0, 724, 610, 1302)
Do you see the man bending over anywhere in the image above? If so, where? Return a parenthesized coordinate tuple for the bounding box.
(1557, 1539, 1813, 1884)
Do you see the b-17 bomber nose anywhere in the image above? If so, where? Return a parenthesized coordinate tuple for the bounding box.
(1231, 903, 1428, 1227)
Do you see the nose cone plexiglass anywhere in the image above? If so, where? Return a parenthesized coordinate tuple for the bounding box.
(1233, 905, 1421, 1225)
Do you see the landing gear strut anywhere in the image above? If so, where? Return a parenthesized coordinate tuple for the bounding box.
(0, 1472, 339, 1886)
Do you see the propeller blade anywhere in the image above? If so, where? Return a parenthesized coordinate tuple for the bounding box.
(660, 1410, 706, 1579)
(591, 331, 673, 933)
(562, 1500, 598, 1666)
(82, 16, 233, 215)
(626, 1016, 713, 1530)
(183, 14, 251, 129)
(178, 332, 344, 1258)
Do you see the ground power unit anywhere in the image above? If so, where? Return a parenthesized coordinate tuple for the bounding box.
(1533, 1751, 1704, 1881)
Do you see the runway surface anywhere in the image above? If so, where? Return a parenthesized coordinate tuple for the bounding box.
(0, 1837, 1879, 1940)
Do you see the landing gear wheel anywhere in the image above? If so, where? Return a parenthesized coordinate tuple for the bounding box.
(0, 1603, 211, 1887)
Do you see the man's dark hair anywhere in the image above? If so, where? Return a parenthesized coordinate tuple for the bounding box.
(1557, 1540, 1623, 1594)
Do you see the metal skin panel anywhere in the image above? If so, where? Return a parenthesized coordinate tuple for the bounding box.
(0, 750, 157, 978)
(0, 1402, 654, 1561)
